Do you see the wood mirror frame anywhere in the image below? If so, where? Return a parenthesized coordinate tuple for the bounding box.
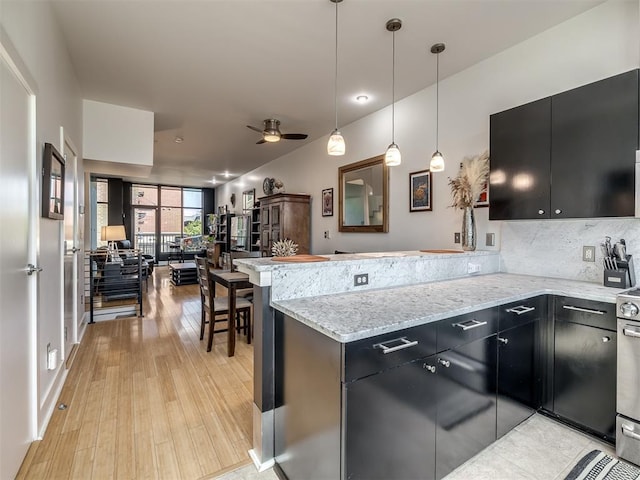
(338, 154, 389, 233)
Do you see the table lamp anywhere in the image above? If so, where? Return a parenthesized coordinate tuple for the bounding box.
(101, 225, 126, 261)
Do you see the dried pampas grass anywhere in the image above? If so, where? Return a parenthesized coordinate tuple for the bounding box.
(449, 151, 489, 208)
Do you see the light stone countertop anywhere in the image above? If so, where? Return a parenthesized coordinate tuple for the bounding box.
(272, 272, 628, 343)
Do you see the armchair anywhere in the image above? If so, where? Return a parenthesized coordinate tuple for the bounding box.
(116, 239, 155, 273)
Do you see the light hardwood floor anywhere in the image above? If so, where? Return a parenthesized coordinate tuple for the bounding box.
(17, 266, 255, 479)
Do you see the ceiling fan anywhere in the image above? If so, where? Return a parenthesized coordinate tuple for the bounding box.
(247, 118, 308, 144)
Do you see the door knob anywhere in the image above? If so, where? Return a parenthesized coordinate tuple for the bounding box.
(71, 247, 81, 253)
(25, 264, 43, 275)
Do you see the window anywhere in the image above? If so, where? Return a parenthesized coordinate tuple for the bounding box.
(95, 178, 108, 247)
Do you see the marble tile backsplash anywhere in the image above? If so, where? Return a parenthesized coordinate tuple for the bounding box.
(499, 218, 640, 284)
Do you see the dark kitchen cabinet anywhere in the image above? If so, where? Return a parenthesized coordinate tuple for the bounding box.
(496, 296, 547, 438)
(553, 297, 617, 441)
(490, 69, 639, 220)
(435, 335, 498, 480)
(551, 69, 638, 218)
(489, 98, 551, 220)
(345, 357, 438, 480)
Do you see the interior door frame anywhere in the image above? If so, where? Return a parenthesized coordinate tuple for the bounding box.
(60, 127, 80, 356)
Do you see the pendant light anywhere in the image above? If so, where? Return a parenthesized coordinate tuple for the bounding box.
(384, 18, 402, 167)
(430, 43, 446, 172)
(327, 0, 346, 156)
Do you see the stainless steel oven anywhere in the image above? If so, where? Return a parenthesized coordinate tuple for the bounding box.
(616, 289, 640, 465)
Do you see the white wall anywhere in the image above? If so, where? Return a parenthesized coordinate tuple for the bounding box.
(1, 1, 84, 435)
(217, 0, 639, 258)
(83, 99, 154, 166)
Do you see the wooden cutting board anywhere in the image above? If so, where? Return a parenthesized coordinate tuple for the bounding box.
(272, 254, 330, 263)
(419, 249, 464, 254)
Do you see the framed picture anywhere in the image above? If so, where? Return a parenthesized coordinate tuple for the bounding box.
(243, 188, 255, 211)
(409, 170, 432, 212)
(42, 142, 65, 220)
(474, 179, 489, 207)
(322, 188, 333, 216)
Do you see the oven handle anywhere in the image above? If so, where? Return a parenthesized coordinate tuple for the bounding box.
(562, 305, 605, 315)
(622, 423, 640, 441)
(623, 327, 640, 338)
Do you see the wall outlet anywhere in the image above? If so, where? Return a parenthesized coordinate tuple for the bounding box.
(468, 263, 482, 274)
(324, 230, 330, 239)
(354, 273, 369, 286)
(583, 245, 596, 262)
(454, 232, 461, 244)
(486, 233, 495, 247)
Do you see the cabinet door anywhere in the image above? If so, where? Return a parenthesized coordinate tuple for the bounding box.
(345, 357, 438, 480)
(554, 321, 617, 440)
(489, 97, 551, 220)
(436, 335, 497, 480)
(551, 69, 638, 218)
(497, 321, 538, 438)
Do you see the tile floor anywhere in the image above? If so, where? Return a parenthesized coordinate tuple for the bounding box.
(214, 414, 616, 480)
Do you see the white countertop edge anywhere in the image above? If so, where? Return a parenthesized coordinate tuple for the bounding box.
(271, 274, 627, 343)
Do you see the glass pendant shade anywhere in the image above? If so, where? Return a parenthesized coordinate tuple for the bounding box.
(430, 150, 445, 172)
(385, 143, 401, 166)
(327, 129, 346, 156)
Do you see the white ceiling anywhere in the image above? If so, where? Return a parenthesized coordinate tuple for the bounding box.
(50, 0, 605, 188)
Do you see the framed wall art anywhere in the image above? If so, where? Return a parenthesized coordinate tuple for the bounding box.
(409, 170, 432, 212)
(42, 142, 65, 220)
(322, 188, 333, 217)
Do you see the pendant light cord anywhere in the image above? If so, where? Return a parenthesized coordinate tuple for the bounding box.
(391, 29, 395, 143)
(334, 0, 339, 131)
(436, 51, 439, 151)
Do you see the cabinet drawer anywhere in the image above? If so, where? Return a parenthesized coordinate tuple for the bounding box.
(343, 323, 437, 382)
(437, 307, 498, 352)
(554, 296, 616, 331)
(499, 296, 547, 332)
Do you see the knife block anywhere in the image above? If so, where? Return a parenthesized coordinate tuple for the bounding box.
(604, 254, 636, 288)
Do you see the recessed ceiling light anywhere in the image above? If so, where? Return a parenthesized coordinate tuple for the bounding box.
(174, 136, 184, 143)
(211, 177, 217, 184)
(355, 95, 369, 103)
(224, 171, 230, 178)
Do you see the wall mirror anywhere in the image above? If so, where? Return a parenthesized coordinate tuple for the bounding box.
(242, 188, 255, 212)
(339, 154, 388, 232)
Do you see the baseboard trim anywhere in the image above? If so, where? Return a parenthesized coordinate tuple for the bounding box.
(248, 449, 275, 472)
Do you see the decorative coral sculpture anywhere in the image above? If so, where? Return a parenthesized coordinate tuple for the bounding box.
(272, 239, 298, 257)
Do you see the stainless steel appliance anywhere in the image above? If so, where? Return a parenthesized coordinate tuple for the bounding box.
(616, 288, 640, 465)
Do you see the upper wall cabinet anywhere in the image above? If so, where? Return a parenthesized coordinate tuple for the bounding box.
(490, 69, 639, 221)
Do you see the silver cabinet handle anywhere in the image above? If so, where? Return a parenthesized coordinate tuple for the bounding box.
(453, 319, 487, 331)
(25, 264, 43, 276)
(498, 337, 509, 344)
(622, 423, 640, 441)
(538, 209, 545, 215)
(602, 336, 611, 343)
(438, 358, 450, 368)
(373, 337, 418, 355)
(554, 209, 562, 215)
(623, 327, 640, 338)
(423, 363, 436, 373)
(506, 305, 535, 315)
(562, 305, 605, 315)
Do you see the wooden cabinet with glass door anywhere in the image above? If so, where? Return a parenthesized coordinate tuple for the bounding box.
(259, 194, 310, 257)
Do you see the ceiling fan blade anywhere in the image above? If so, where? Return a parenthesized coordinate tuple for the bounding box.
(256, 139, 267, 144)
(247, 125, 264, 133)
(281, 133, 308, 140)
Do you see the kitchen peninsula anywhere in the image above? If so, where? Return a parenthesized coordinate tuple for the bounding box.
(236, 251, 626, 479)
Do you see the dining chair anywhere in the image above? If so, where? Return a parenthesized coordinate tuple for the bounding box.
(230, 251, 261, 300)
(195, 256, 252, 352)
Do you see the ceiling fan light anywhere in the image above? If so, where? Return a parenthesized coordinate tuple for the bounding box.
(327, 129, 346, 156)
(385, 143, 401, 166)
(263, 131, 281, 142)
(430, 150, 445, 172)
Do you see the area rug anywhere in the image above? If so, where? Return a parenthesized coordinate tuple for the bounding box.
(565, 450, 640, 480)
